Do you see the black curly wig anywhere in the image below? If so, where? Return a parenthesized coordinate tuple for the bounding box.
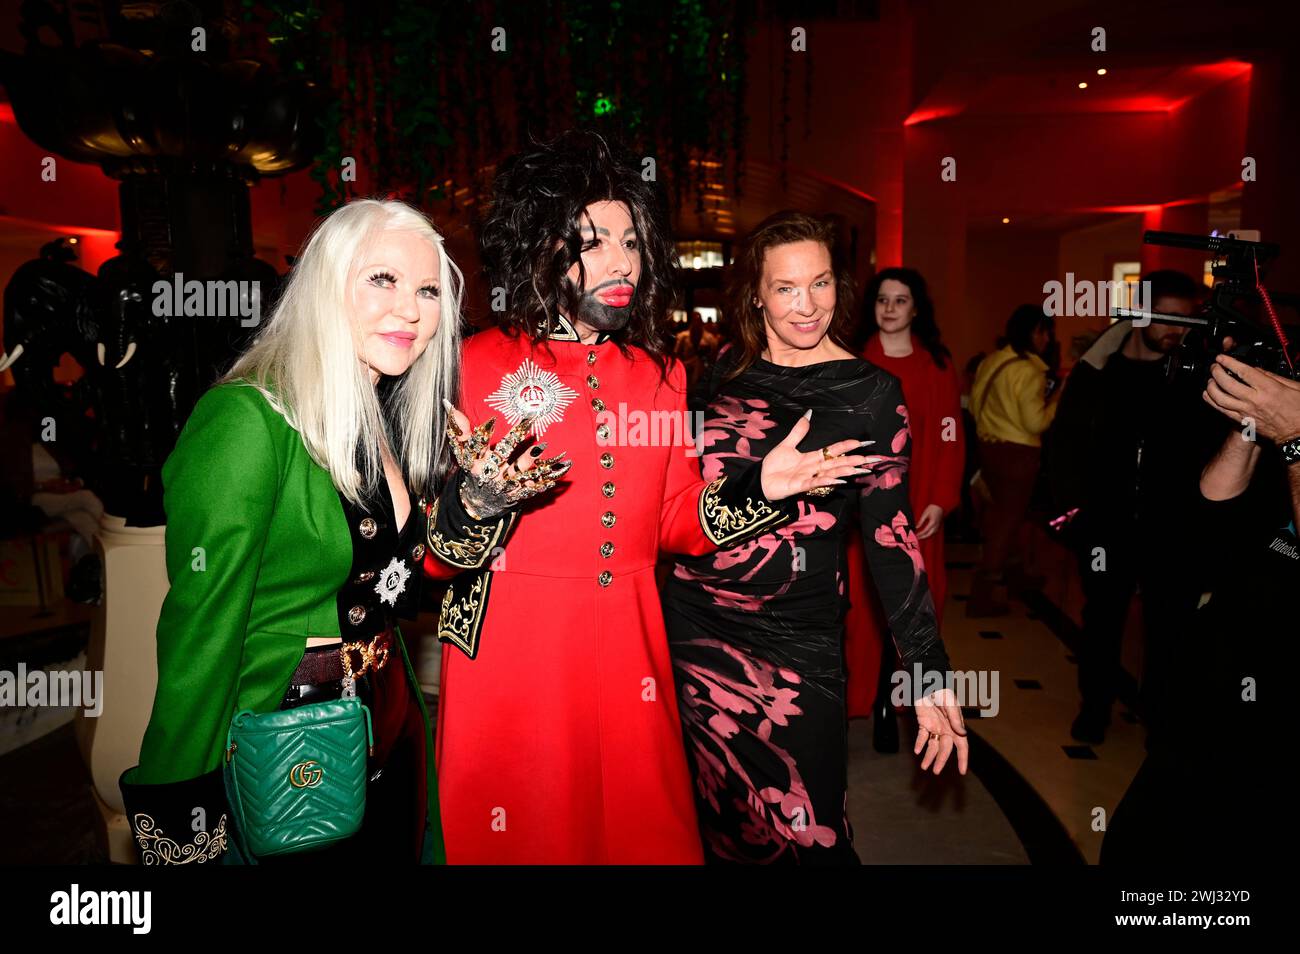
(478, 129, 677, 373)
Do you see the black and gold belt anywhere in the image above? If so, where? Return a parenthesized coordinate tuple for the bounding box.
(282, 630, 394, 708)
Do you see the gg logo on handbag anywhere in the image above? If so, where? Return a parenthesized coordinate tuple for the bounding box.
(289, 760, 324, 789)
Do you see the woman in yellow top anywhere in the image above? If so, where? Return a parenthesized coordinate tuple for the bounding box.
(968, 305, 1060, 616)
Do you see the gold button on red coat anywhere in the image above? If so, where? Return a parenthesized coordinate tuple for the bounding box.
(596, 424, 611, 440)
(598, 571, 613, 587)
(601, 511, 616, 528)
(587, 375, 599, 389)
(600, 542, 614, 558)
(600, 453, 614, 469)
(602, 482, 615, 498)
(587, 352, 597, 365)
(591, 398, 605, 412)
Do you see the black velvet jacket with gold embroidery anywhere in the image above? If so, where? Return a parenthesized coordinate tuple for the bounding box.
(421, 467, 519, 659)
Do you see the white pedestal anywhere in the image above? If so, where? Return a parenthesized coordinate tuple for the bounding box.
(75, 515, 167, 843)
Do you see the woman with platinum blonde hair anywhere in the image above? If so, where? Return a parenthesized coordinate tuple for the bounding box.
(119, 198, 568, 865)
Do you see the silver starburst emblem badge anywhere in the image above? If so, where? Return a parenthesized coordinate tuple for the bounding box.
(485, 357, 578, 436)
(374, 557, 411, 606)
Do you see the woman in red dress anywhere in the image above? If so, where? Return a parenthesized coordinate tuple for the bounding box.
(844, 268, 964, 747)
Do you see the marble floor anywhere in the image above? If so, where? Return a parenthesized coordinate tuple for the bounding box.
(847, 716, 1029, 864)
(932, 537, 1147, 865)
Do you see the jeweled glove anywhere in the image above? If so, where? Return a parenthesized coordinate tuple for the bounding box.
(444, 403, 572, 520)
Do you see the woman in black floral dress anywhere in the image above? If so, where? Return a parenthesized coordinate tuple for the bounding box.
(664, 212, 969, 864)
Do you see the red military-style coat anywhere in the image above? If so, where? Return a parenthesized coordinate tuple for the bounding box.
(423, 314, 791, 864)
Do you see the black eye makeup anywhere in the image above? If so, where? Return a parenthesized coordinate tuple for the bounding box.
(368, 270, 397, 286)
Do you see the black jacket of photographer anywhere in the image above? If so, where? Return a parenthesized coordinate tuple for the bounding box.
(1044, 320, 1224, 559)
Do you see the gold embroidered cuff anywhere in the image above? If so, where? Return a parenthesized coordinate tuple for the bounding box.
(698, 467, 790, 548)
(132, 813, 230, 865)
(427, 495, 516, 571)
(437, 570, 494, 659)
(119, 766, 231, 865)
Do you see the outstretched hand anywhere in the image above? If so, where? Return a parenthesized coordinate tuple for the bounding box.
(444, 401, 572, 519)
(759, 411, 873, 501)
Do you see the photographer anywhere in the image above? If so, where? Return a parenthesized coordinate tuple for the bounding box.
(1102, 351, 1298, 864)
(1044, 270, 1219, 744)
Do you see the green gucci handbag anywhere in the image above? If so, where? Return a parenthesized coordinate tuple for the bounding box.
(222, 696, 374, 859)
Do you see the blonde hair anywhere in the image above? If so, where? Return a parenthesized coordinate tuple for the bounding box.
(224, 198, 463, 505)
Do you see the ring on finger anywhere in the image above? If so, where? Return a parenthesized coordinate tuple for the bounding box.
(494, 418, 532, 460)
(480, 451, 505, 480)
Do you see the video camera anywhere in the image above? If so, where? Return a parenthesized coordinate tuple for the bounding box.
(1113, 229, 1300, 383)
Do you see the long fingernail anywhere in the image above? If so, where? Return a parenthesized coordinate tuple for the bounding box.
(803, 409, 812, 421)
(442, 398, 454, 412)
(846, 468, 868, 475)
(530, 444, 547, 457)
(857, 439, 875, 447)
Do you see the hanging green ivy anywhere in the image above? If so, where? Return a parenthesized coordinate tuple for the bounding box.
(236, 0, 755, 220)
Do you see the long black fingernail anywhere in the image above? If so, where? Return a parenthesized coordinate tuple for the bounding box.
(530, 443, 547, 457)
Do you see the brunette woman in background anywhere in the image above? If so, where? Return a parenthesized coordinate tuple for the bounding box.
(843, 269, 964, 750)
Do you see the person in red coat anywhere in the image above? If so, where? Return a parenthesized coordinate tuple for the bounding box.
(844, 269, 964, 747)
(423, 132, 872, 864)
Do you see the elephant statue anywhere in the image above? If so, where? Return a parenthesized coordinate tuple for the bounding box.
(1, 238, 98, 393)
(1, 238, 99, 474)
(85, 250, 203, 525)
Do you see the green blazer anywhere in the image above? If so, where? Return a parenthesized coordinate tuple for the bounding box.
(132, 383, 353, 783)
(122, 382, 455, 864)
